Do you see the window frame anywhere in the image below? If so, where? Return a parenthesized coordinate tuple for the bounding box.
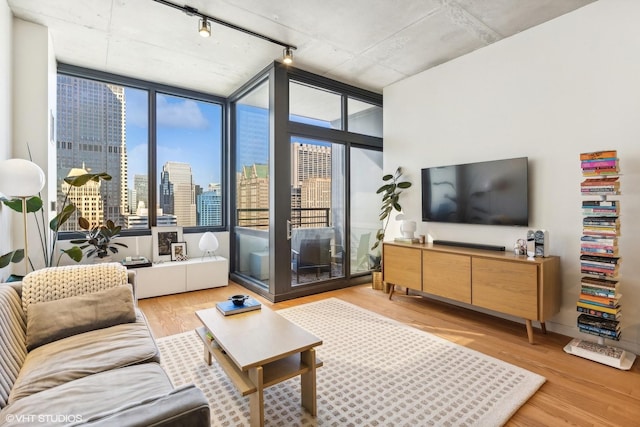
(56, 63, 227, 238)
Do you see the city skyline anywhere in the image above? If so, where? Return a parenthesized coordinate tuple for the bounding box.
(57, 75, 334, 231)
(124, 88, 223, 193)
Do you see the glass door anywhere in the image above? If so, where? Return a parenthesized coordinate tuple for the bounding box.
(233, 80, 270, 288)
(289, 136, 345, 287)
(350, 148, 383, 274)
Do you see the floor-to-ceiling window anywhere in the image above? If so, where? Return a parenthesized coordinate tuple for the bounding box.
(290, 136, 345, 286)
(230, 63, 382, 302)
(56, 65, 225, 236)
(350, 148, 383, 274)
(233, 78, 270, 288)
(155, 93, 223, 229)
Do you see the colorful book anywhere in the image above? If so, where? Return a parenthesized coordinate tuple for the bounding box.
(582, 230, 620, 237)
(581, 177, 619, 186)
(577, 301, 620, 315)
(577, 314, 620, 331)
(582, 200, 619, 207)
(581, 280, 619, 290)
(580, 248, 618, 257)
(580, 150, 617, 161)
(578, 325, 621, 340)
(576, 305, 621, 320)
(580, 236, 618, 245)
(216, 297, 262, 316)
(579, 293, 620, 308)
(582, 216, 619, 225)
(580, 159, 619, 168)
(580, 255, 620, 264)
(582, 168, 620, 176)
(581, 276, 618, 288)
(581, 268, 618, 278)
(580, 286, 617, 298)
(581, 209, 619, 216)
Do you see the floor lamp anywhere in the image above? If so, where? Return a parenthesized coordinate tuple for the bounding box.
(0, 159, 46, 276)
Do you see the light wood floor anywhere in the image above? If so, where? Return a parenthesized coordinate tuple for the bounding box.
(138, 282, 640, 427)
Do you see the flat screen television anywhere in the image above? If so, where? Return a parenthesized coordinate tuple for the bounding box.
(421, 157, 529, 226)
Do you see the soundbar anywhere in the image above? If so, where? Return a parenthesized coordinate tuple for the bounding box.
(432, 240, 506, 252)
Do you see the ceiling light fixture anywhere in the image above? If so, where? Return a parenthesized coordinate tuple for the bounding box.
(282, 47, 293, 65)
(198, 18, 211, 37)
(153, 0, 297, 64)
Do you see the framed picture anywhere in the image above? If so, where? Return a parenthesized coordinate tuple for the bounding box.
(171, 242, 188, 261)
(152, 226, 183, 262)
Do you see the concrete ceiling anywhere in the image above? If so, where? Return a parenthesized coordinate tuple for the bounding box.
(8, 0, 596, 97)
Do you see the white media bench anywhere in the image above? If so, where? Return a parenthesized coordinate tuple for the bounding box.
(135, 256, 229, 299)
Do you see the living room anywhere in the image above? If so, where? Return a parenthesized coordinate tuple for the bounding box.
(2, 0, 640, 425)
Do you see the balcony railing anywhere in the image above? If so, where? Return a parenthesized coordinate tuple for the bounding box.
(237, 208, 330, 228)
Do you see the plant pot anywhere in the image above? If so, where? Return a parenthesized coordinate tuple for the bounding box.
(372, 271, 383, 290)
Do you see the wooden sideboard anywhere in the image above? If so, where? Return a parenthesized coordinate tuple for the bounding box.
(382, 242, 561, 343)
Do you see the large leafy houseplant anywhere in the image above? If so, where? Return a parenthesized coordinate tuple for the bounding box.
(70, 218, 128, 260)
(0, 172, 112, 272)
(370, 167, 412, 271)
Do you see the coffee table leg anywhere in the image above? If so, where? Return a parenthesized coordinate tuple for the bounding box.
(248, 366, 264, 427)
(203, 344, 212, 365)
(300, 348, 317, 416)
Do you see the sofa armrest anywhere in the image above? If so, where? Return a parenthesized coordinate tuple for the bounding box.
(127, 270, 137, 301)
(80, 384, 210, 427)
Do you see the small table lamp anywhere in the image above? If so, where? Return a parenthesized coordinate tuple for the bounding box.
(0, 158, 46, 275)
(199, 232, 219, 259)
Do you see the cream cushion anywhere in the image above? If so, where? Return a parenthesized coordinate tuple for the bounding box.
(25, 285, 136, 351)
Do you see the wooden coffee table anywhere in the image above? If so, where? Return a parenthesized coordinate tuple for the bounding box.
(195, 305, 322, 427)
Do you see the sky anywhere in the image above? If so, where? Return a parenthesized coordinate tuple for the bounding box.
(124, 87, 330, 190)
(124, 88, 222, 190)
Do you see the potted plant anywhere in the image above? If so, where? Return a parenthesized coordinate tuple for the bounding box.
(370, 167, 412, 290)
(1, 171, 113, 273)
(70, 218, 128, 261)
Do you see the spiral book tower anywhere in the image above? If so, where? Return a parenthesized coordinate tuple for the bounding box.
(564, 150, 636, 369)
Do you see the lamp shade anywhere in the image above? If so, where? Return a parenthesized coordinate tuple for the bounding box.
(198, 232, 219, 253)
(0, 159, 45, 197)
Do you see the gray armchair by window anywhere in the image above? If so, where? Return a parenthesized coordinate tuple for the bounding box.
(291, 238, 332, 283)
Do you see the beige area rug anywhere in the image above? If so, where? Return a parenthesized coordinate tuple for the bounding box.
(157, 298, 545, 426)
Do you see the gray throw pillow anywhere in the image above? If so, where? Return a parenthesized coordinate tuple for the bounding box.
(26, 285, 136, 351)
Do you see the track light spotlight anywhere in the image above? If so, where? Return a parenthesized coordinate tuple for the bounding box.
(283, 47, 294, 65)
(153, 1, 297, 58)
(199, 18, 211, 37)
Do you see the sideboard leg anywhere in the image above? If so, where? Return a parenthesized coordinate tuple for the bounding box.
(540, 322, 547, 334)
(525, 319, 534, 344)
(388, 284, 395, 300)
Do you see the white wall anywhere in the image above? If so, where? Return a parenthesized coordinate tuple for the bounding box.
(10, 18, 57, 272)
(0, 0, 12, 281)
(384, 0, 640, 354)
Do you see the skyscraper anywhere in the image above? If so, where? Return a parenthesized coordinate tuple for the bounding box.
(133, 174, 148, 215)
(291, 142, 331, 186)
(291, 142, 332, 227)
(236, 164, 269, 229)
(198, 183, 222, 226)
(159, 161, 196, 226)
(56, 75, 128, 227)
(61, 165, 104, 231)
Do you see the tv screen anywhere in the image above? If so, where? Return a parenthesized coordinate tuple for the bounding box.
(421, 157, 529, 226)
